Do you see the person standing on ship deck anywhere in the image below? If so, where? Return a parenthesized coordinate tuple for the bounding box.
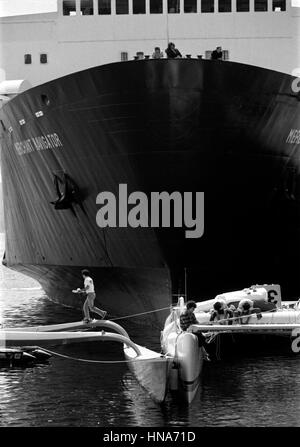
(78, 269, 107, 323)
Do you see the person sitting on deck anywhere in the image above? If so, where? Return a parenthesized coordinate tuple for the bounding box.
(236, 298, 262, 324)
(210, 299, 234, 325)
(152, 47, 164, 59)
(180, 300, 210, 361)
(165, 42, 182, 59)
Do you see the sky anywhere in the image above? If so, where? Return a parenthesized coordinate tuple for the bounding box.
(0, 0, 57, 17)
(0, 0, 299, 16)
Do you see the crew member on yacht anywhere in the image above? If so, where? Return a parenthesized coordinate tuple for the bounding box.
(210, 299, 234, 325)
(236, 298, 255, 324)
(76, 269, 107, 323)
(180, 300, 210, 361)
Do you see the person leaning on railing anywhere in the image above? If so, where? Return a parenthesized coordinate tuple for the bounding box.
(211, 46, 223, 60)
(165, 42, 182, 59)
(152, 47, 164, 59)
(209, 299, 234, 325)
(235, 298, 262, 324)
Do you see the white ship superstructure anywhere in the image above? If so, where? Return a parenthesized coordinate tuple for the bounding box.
(0, 0, 299, 89)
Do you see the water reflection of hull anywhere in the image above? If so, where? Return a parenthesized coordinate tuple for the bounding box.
(1, 59, 300, 327)
(122, 370, 203, 422)
(124, 344, 170, 403)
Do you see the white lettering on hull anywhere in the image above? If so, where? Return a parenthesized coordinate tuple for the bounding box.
(286, 129, 300, 145)
(14, 133, 63, 155)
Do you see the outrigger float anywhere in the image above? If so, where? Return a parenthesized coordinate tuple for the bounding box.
(0, 318, 169, 402)
(1, 284, 300, 403)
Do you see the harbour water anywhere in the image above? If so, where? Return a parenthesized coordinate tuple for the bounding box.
(0, 233, 300, 427)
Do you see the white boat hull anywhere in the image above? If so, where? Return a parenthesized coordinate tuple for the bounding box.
(174, 332, 204, 404)
(161, 330, 204, 404)
(124, 344, 170, 404)
(160, 285, 300, 404)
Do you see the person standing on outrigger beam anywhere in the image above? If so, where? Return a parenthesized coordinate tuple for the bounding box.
(76, 269, 107, 323)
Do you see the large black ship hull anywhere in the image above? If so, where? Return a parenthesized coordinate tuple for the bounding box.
(1, 59, 299, 327)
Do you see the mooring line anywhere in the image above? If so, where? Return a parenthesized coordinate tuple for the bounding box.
(36, 346, 167, 364)
(110, 306, 171, 321)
